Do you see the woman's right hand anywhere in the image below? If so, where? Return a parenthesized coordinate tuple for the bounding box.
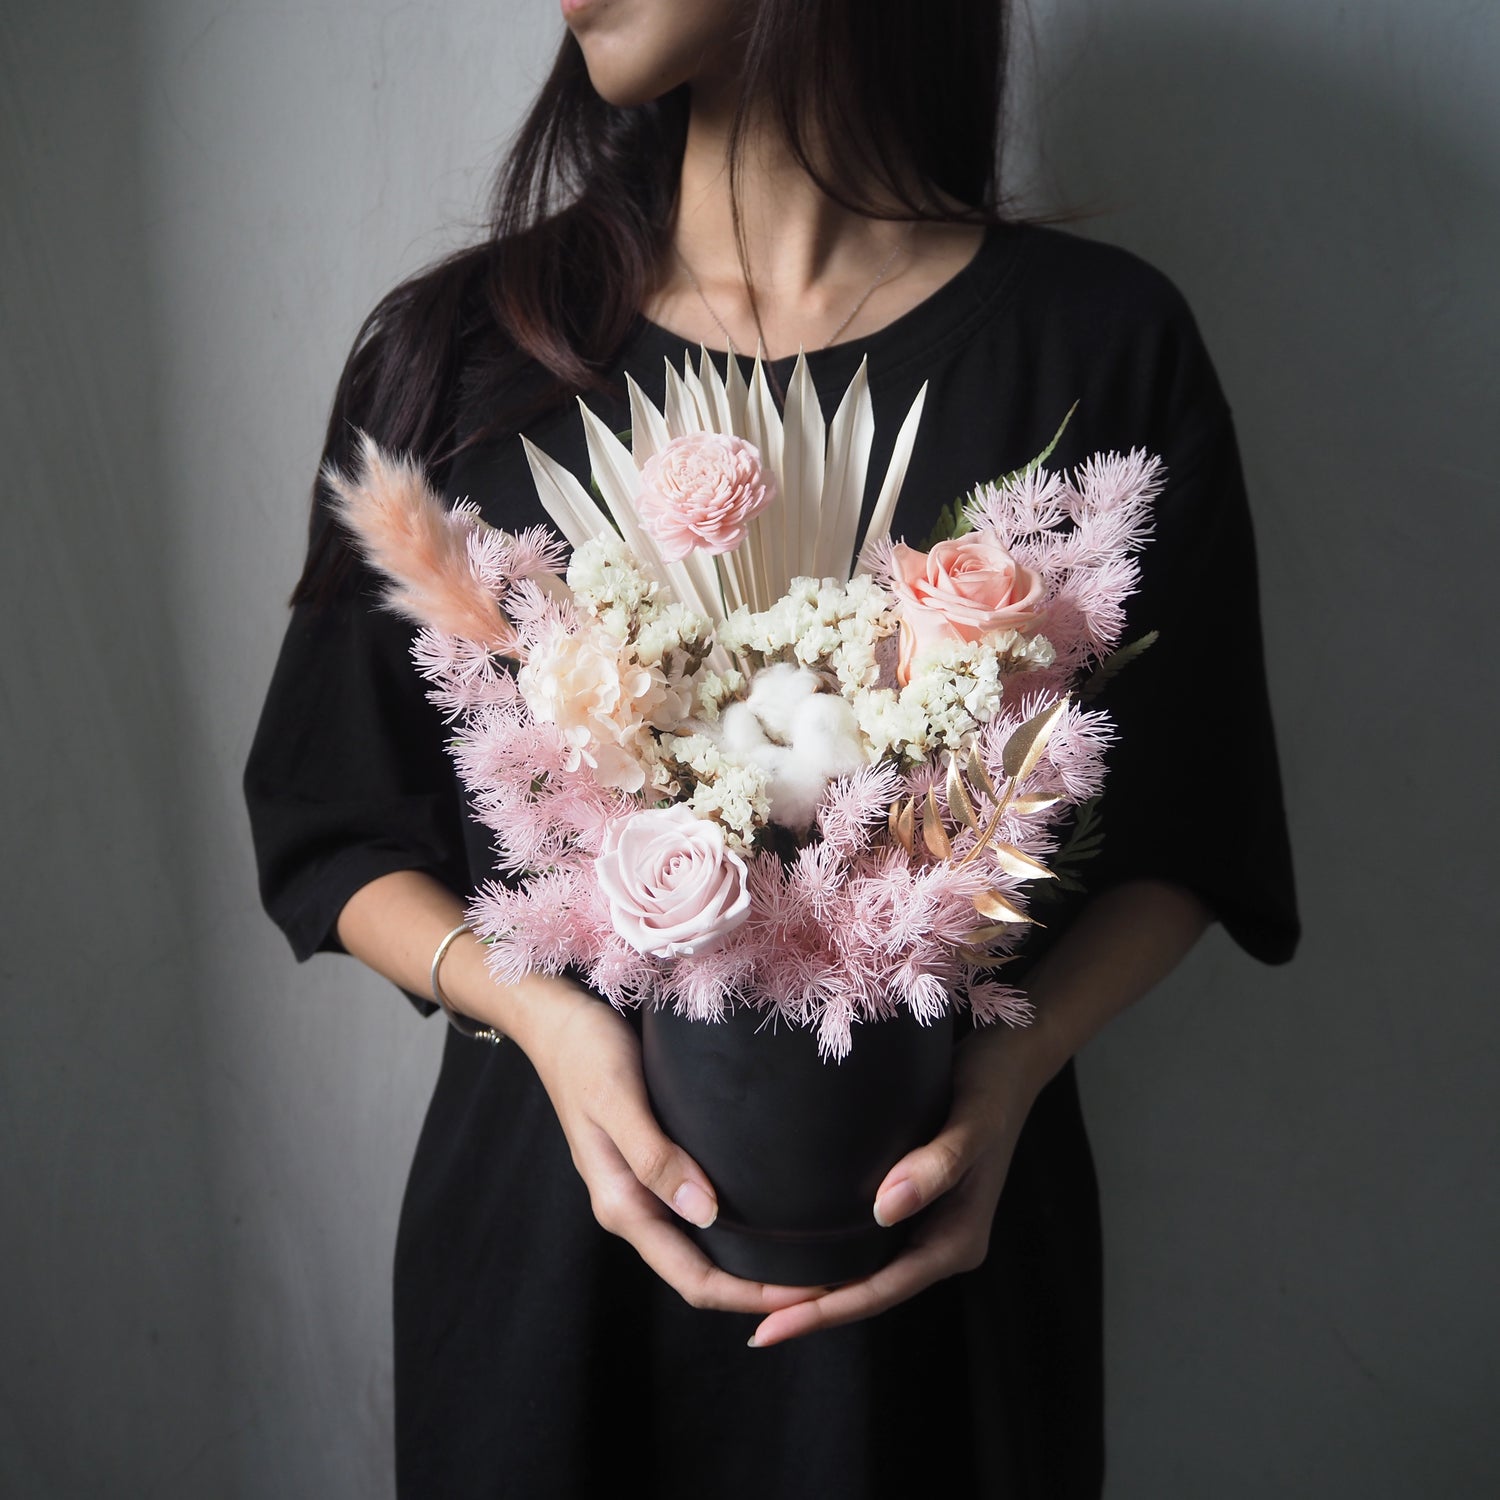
(507, 976, 823, 1316)
(334, 871, 818, 1315)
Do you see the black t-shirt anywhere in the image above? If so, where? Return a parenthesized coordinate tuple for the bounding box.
(243, 219, 1301, 1498)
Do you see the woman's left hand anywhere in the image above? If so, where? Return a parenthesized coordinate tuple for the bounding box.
(745, 1021, 1053, 1348)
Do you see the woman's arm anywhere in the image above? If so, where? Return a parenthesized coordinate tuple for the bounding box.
(335, 869, 827, 1314)
(746, 875, 1215, 1347)
(334, 867, 581, 1043)
(975, 874, 1216, 1101)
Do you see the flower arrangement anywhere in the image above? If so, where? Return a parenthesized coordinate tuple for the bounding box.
(326, 346, 1163, 1059)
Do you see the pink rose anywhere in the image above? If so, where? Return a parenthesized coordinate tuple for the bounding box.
(889, 536, 1046, 684)
(595, 804, 751, 959)
(637, 432, 776, 561)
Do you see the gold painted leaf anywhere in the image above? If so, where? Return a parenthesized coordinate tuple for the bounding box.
(974, 889, 1034, 924)
(922, 786, 952, 859)
(988, 841, 1057, 882)
(900, 797, 917, 854)
(1002, 697, 1069, 784)
(1010, 792, 1063, 815)
(962, 923, 1022, 947)
(966, 745, 999, 803)
(889, 797, 916, 855)
(946, 754, 978, 828)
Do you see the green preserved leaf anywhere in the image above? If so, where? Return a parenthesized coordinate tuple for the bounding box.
(1079, 630, 1160, 704)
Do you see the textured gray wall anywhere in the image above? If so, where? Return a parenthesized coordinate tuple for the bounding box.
(2, 1, 1494, 1496)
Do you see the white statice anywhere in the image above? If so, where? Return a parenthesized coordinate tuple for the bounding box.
(853, 630, 1056, 762)
(715, 663, 870, 829)
(718, 573, 895, 697)
(566, 530, 657, 624)
(562, 530, 710, 736)
(567, 531, 711, 662)
(634, 601, 710, 669)
(693, 667, 746, 722)
(651, 731, 770, 850)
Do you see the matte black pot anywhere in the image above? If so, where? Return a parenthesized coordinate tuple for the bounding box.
(639, 1002, 955, 1287)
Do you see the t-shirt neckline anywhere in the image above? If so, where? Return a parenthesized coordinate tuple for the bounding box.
(621, 219, 1021, 389)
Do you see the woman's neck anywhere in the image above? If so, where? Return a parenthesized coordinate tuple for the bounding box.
(645, 81, 984, 360)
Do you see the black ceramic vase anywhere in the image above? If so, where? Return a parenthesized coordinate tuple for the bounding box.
(639, 1001, 955, 1286)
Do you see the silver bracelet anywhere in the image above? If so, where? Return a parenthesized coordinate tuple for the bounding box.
(429, 921, 507, 1045)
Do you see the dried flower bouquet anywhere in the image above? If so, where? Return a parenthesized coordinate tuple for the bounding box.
(328, 346, 1163, 1059)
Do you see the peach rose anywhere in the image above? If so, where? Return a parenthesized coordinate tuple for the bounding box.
(637, 432, 776, 560)
(889, 535, 1046, 684)
(595, 804, 752, 959)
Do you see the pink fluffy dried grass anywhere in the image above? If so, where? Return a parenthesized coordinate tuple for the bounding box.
(321, 430, 521, 657)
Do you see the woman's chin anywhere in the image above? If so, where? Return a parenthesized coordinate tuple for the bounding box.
(568, 0, 742, 107)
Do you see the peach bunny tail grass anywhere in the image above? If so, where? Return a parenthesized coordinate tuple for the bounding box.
(321, 430, 520, 658)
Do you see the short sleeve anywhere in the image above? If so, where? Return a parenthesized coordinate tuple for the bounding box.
(1082, 399, 1303, 965)
(241, 501, 473, 1017)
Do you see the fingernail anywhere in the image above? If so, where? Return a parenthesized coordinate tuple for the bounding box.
(746, 1334, 761, 1348)
(672, 1181, 718, 1229)
(874, 1178, 920, 1227)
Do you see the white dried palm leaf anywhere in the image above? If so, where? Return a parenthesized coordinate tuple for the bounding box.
(519, 435, 621, 557)
(679, 350, 712, 429)
(625, 371, 670, 466)
(574, 400, 721, 624)
(661, 359, 699, 438)
(737, 350, 781, 603)
(523, 343, 929, 632)
(780, 352, 826, 588)
(855, 379, 929, 574)
(816, 355, 874, 579)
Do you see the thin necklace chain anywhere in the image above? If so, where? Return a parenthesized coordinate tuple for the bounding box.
(674, 223, 916, 359)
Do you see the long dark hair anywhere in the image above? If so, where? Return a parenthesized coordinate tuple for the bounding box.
(293, 0, 1047, 605)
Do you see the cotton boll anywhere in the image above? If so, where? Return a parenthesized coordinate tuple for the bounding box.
(741, 662, 821, 744)
(733, 671, 869, 828)
(792, 692, 868, 778)
(699, 663, 873, 829)
(768, 696, 864, 828)
(718, 699, 772, 757)
(764, 692, 869, 828)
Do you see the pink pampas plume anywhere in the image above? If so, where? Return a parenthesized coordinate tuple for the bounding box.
(816, 762, 903, 859)
(967, 978, 1035, 1028)
(321, 430, 521, 659)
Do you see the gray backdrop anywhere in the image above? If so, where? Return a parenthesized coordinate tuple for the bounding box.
(3, 1, 1494, 1495)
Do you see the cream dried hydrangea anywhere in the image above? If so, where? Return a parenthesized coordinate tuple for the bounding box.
(518, 623, 693, 794)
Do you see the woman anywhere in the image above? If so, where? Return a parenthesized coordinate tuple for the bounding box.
(244, 1, 1301, 1494)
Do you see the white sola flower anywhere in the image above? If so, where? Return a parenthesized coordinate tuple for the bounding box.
(516, 342, 930, 634)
